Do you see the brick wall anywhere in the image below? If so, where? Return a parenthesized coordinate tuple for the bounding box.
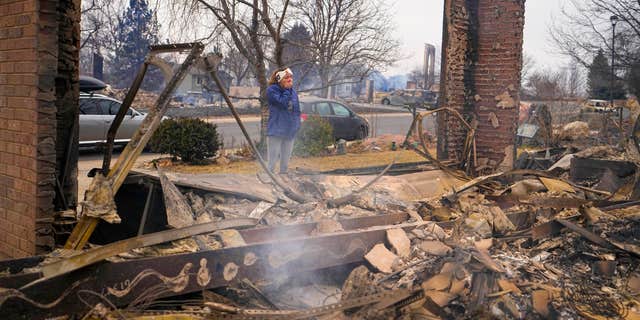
(0, 0, 79, 258)
(438, 0, 525, 172)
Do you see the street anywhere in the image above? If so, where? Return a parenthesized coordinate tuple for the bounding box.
(205, 111, 437, 148)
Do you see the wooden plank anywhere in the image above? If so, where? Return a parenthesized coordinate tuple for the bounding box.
(22, 218, 257, 290)
(133, 170, 278, 203)
(6, 221, 425, 319)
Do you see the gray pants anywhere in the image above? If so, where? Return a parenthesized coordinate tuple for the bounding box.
(267, 136, 295, 173)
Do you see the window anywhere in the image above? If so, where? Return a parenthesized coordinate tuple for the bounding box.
(315, 102, 332, 116)
(331, 103, 351, 117)
(300, 102, 312, 113)
(108, 101, 133, 116)
(80, 98, 110, 115)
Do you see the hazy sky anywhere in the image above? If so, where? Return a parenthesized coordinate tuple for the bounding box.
(385, 0, 570, 76)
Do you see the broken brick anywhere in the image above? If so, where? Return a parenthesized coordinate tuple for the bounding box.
(386, 228, 411, 258)
(364, 243, 399, 274)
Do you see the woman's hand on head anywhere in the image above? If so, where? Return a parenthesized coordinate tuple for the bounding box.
(280, 74, 293, 89)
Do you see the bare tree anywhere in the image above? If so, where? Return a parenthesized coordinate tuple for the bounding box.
(521, 52, 535, 83)
(293, 0, 400, 97)
(221, 44, 251, 86)
(79, 0, 127, 75)
(550, 0, 639, 88)
(173, 0, 291, 142)
(566, 61, 584, 98)
(525, 60, 587, 101)
(525, 69, 566, 100)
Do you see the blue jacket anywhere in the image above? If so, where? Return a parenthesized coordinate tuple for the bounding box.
(266, 84, 301, 138)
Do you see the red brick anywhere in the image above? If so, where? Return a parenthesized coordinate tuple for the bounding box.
(5, 164, 19, 177)
(14, 132, 35, 145)
(5, 142, 20, 154)
(0, 62, 15, 73)
(13, 108, 35, 120)
(10, 37, 36, 49)
(12, 61, 37, 73)
(6, 189, 20, 201)
(19, 145, 34, 156)
(7, 119, 21, 131)
(5, 234, 18, 248)
(15, 248, 29, 258)
(12, 224, 27, 238)
(20, 167, 35, 182)
(0, 175, 14, 188)
(0, 217, 11, 233)
(15, 155, 36, 169)
(14, 179, 35, 193)
(0, 152, 14, 165)
(7, 96, 35, 109)
(18, 238, 30, 251)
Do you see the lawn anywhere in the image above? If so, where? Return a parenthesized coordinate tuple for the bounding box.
(159, 149, 429, 174)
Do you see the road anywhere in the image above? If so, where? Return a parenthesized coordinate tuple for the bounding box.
(205, 111, 437, 148)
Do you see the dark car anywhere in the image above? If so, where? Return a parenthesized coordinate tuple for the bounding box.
(299, 96, 369, 141)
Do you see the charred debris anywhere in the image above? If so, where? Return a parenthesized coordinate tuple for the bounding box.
(0, 44, 639, 319)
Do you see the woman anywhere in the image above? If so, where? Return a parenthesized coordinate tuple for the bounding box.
(266, 67, 301, 174)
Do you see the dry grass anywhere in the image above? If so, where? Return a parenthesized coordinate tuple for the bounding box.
(161, 149, 430, 174)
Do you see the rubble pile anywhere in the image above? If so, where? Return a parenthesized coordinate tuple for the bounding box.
(347, 190, 640, 319)
(74, 148, 640, 319)
(3, 122, 640, 319)
(101, 87, 163, 110)
(348, 134, 435, 153)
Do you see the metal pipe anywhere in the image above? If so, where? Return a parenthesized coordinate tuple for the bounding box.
(611, 21, 615, 119)
(101, 62, 149, 174)
(137, 184, 154, 236)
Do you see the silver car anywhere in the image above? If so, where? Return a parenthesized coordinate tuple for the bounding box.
(79, 93, 146, 147)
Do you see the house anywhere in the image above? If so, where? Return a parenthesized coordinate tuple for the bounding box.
(175, 69, 209, 97)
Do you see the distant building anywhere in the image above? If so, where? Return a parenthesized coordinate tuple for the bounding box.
(175, 69, 208, 97)
(174, 69, 232, 106)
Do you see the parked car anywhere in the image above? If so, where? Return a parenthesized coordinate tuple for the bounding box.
(78, 75, 153, 147)
(380, 89, 437, 107)
(79, 93, 148, 147)
(582, 99, 617, 113)
(299, 96, 369, 141)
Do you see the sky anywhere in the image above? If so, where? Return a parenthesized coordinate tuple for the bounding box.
(384, 0, 571, 76)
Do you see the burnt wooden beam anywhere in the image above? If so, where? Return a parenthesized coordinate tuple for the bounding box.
(0, 221, 426, 319)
